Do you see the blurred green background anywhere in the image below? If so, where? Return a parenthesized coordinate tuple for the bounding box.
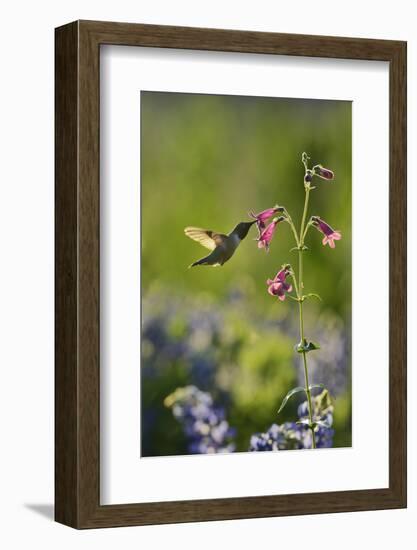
(141, 91, 352, 456)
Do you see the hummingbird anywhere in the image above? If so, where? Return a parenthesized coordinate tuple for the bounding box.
(184, 221, 256, 267)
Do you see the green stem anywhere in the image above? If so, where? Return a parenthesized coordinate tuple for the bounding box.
(290, 272, 300, 298)
(302, 222, 312, 243)
(300, 186, 311, 244)
(284, 210, 300, 247)
(297, 186, 316, 449)
(298, 277, 316, 449)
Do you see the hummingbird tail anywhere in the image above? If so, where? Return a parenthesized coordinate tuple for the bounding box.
(189, 258, 206, 268)
(189, 255, 213, 268)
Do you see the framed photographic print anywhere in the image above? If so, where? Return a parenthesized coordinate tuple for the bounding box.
(55, 20, 407, 528)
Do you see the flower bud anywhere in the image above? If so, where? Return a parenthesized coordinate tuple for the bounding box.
(304, 170, 313, 184)
(313, 164, 334, 180)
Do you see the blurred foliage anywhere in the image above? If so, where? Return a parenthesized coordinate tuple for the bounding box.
(141, 288, 351, 456)
(141, 91, 352, 456)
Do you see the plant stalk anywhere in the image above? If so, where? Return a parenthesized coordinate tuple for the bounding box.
(297, 186, 316, 449)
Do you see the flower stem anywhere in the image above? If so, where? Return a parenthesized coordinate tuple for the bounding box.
(297, 186, 316, 449)
(302, 221, 312, 243)
(298, 279, 316, 449)
(300, 186, 311, 242)
(284, 211, 300, 247)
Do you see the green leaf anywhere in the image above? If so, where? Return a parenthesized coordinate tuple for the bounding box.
(304, 293, 322, 301)
(277, 387, 306, 414)
(295, 339, 321, 353)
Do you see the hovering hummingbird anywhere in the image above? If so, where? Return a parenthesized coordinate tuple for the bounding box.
(184, 221, 256, 267)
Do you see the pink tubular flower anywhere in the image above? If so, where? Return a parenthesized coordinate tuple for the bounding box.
(249, 206, 284, 237)
(266, 266, 292, 301)
(311, 216, 341, 248)
(313, 164, 334, 181)
(257, 217, 284, 251)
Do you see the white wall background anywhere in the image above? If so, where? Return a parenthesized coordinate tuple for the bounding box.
(0, 1, 414, 548)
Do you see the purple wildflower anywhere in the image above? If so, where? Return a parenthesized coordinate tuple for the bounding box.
(311, 216, 341, 249)
(257, 216, 284, 251)
(249, 206, 284, 238)
(266, 266, 292, 302)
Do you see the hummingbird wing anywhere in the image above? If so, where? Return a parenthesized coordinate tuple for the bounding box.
(184, 227, 227, 251)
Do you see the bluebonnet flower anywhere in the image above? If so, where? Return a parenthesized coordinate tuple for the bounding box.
(250, 390, 334, 451)
(165, 386, 236, 454)
(297, 394, 334, 449)
(249, 422, 304, 451)
(166, 384, 334, 454)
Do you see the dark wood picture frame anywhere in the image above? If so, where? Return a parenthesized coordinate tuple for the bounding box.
(55, 20, 407, 529)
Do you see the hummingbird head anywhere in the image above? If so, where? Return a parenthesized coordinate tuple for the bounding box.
(233, 221, 256, 240)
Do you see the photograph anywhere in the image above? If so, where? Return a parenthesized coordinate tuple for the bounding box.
(140, 90, 352, 456)
(0, 0, 409, 543)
